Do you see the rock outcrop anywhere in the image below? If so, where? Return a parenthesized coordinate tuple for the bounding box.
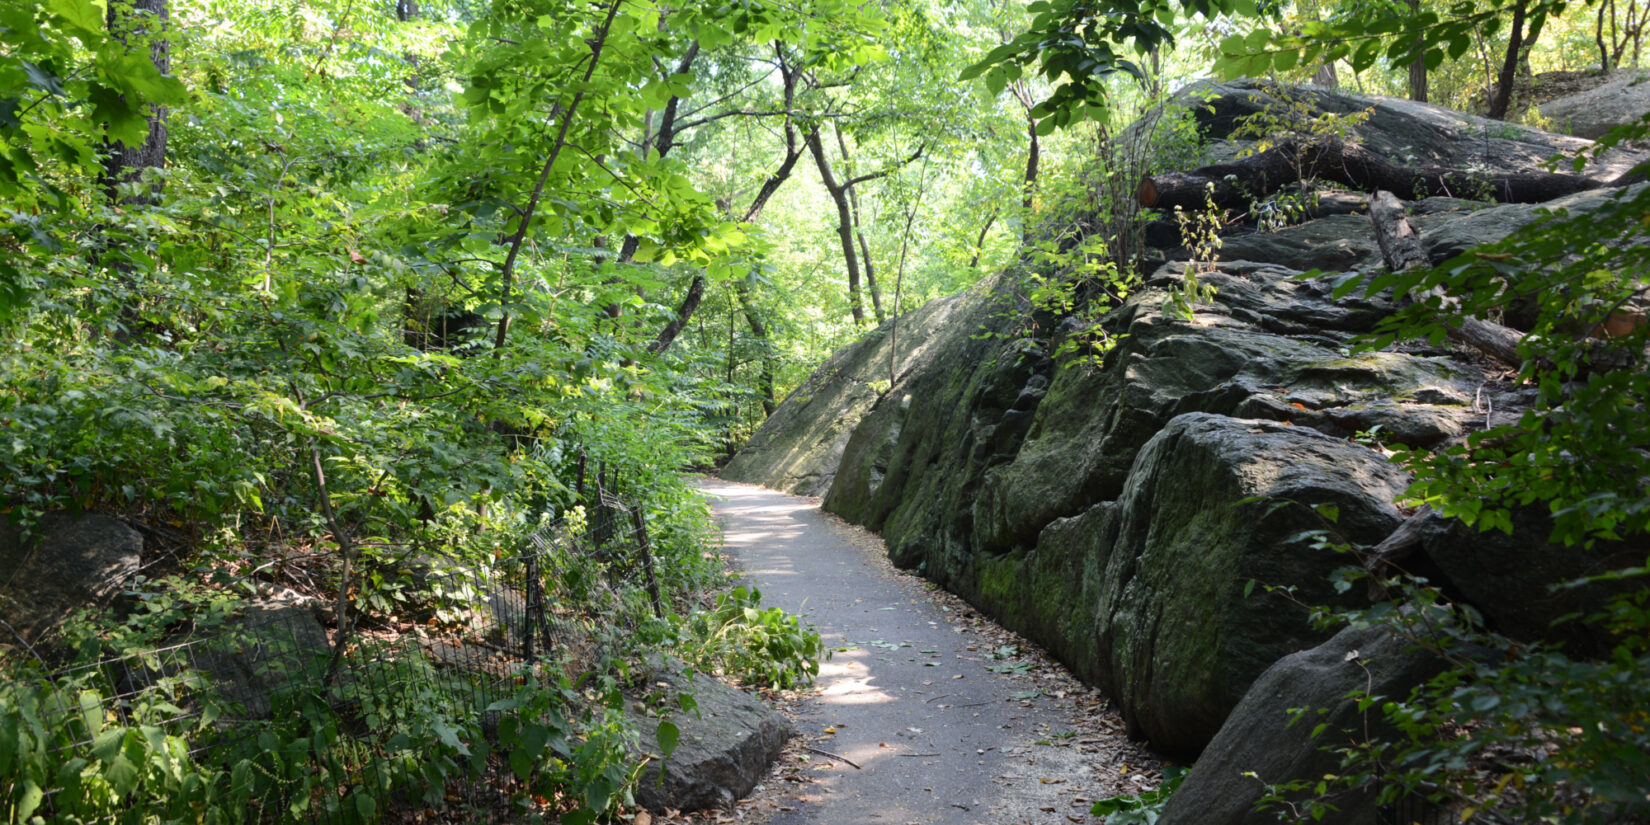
(0, 513, 143, 647)
(724, 80, 1647, 765)
(627, 662, 792, 812)
(721, 285, 978, 497)
(1156, 624, 1447, 825)
(1535, 67, 1650, 140)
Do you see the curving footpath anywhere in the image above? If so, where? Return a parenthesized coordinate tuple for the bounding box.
(701, 477, 1165, 825)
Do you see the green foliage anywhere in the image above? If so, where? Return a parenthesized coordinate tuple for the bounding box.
(1334, 145, 1650, 546)
(1212, 0, 1568, 87)
(1, 634, 651, 825)
(1089, 765, 1187, 823)
(486, 675, 639, 824)
(962, 0, 1252, 130)
(683, 585, 824, 689)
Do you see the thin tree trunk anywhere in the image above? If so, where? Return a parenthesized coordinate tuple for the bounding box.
(1010, 80, 1040, 214)
(969, 207, 1000, 270)
(835, 126, 885, 321)
(1599, 0, 1614, 71)
(734, 276, 776, 415)
(889, 167, 928, 389)
(806, 126, 868, 325)
(1368, 191, 1524, 366)
(101, 0, 170, 206)
(1489, 0, 1529, 120)
(1407, 0, 1428, 101)
(492, 0, 625, 355)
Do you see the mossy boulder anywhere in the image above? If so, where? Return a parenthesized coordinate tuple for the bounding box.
(962, 414, 1409, 758)
(1157, 623, 1448, 825)
(722, 276, 989, 496)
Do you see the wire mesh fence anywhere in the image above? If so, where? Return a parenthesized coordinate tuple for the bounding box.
(3, 485, 671, 824)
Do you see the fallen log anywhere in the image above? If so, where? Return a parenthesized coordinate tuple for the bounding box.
(1139, 138, 1605, 213)
(1367, 190, 1526, 367)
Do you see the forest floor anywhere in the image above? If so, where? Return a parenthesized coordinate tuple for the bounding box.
(682, 478, 1170, 825)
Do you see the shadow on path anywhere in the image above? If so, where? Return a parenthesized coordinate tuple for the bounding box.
(701, 478, 1162, 825)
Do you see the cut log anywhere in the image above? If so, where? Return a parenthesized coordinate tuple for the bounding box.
(1140, 138, 1604, 213)
(1367, 191, 1526, 366)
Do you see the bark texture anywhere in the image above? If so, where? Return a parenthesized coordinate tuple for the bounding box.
(101, 0, 170, 206)
(1139, 138, 1604, 214)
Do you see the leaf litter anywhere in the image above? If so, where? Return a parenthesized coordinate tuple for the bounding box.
(637, 508, 1173, 825)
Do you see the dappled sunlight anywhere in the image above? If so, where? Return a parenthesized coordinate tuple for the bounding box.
(814, 649, 897, 706)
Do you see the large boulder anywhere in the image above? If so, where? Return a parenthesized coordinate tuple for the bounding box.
(183, 595, 332, 719)
(969, 263, 1476, 557)
(1179, 78, 1644, 183)
(1536, 67, 1650, 140)
(1418, 508, 1649, 657)
(721, 281, 978, 496)
(818, 262, 1478, 756)
(971, 414, 1410, 758)
(0, 512, 142, 647)
(627, 663, 792, 812)
(1157, 624, 1447, 825)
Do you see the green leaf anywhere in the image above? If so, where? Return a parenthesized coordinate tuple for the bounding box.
(984, 66, 1007, 97)
(657, 719, 680, 759)
(355, 792, 377, 818)
(106, 753, 142, 798)
(509, 746, 532, 782)
(48, 0, 105, 37)
(17, 780, 43, 820)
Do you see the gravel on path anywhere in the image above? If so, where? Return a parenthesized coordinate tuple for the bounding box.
(697, 478, 1170, 825)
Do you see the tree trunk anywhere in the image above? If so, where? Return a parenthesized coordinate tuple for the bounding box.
(1488, 0, 1529, 120)
(1407, 0, 1428, 101)
(101, 0, 170, 206)
(1599, 0, 1614, 71)
(969, 207, 1000, 270)
(806, 126, 868, 325)
(1139, 137, 1603, 213)
(1009, 79, 1040, 214)
(835, 126, 885, 321)
(1312, 60, 1339, 88)
(491, 0, 624, 355)
(649, 42, 798, 355)
(734, 276, 776, 415)
(1367, 190, 1525, 366)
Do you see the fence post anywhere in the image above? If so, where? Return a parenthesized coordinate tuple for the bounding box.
(523, 554, 539, 665)
(630, 506, 664, 620)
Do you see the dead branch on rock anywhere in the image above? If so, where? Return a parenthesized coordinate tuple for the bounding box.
(1139, 138, 1606, 213)
(1367, 190, 1526, 367)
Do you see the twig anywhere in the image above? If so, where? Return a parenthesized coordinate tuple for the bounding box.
(899, 752, 941, 758)
(0, 618, 50, 672)
(924, 693, 957, 704)
(803, 746, 862, 769)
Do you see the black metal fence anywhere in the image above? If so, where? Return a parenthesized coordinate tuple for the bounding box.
(5, 489, 668, 824)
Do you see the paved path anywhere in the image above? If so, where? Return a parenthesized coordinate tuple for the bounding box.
(701, 478, 1162, 825)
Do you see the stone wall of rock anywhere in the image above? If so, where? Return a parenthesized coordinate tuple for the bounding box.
(725, 81, 1648, 764)
(721, 279, 985, 496)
